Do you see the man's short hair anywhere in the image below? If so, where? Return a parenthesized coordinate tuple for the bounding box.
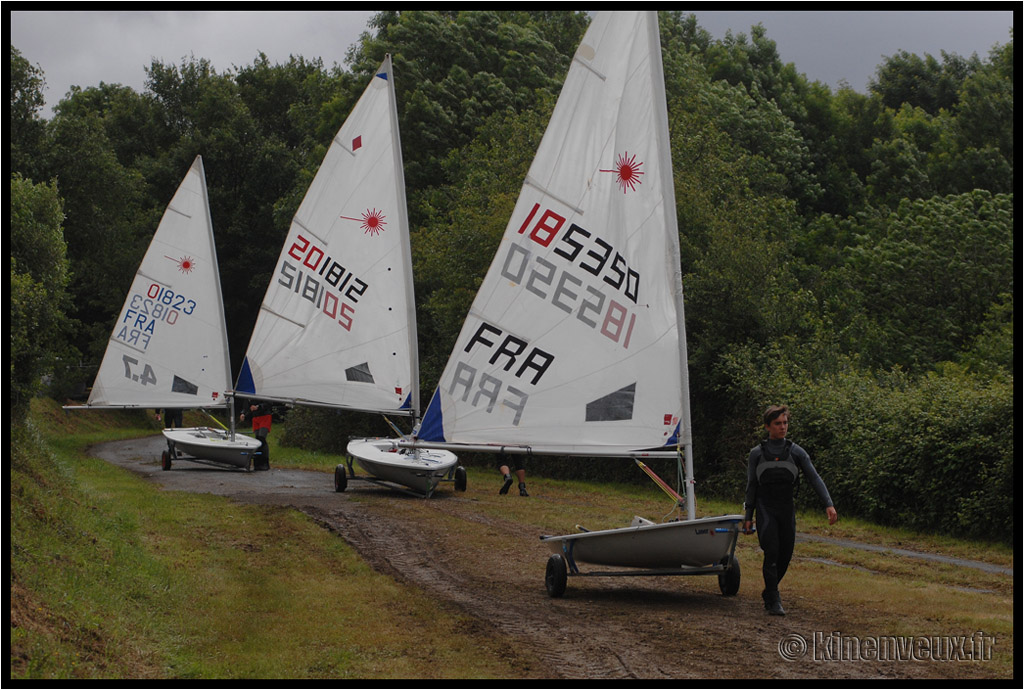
(763, 404, 790, 427)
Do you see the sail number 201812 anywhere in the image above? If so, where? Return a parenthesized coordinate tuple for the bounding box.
(281, 234, 369, 331)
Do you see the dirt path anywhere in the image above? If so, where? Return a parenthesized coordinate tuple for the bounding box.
(92, 436, 1009, 679)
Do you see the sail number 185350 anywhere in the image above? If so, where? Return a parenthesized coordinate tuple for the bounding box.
(517, 202, 640, 304)
(505, 203, 640, 349)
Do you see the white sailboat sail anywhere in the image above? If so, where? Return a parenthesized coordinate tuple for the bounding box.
(417, 12, 689, 460)
(236, 55, 419, 416)
(86, 156, 233, 410)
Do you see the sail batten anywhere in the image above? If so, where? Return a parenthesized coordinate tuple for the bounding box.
(258, 305, 307, 329)
(522, 176, 585, 215)
(571, 56, 607, 81)
(290, 217, 325, 244)
(135, 271, 169, 287)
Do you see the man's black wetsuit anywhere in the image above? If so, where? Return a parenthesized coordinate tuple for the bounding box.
(744, 438, 833, 607)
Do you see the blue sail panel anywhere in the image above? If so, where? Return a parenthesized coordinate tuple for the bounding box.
(664, 421, 680, 447)
(235, 357, 257, 395)
(417, 389, 447, 443)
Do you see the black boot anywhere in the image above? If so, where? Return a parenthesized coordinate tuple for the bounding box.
(764, 590, 786, 616)
(519, 482, 529, 497)
(499, 474, 513, 495)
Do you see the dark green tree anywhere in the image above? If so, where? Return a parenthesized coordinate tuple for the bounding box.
(870, 49, 980, 114)
(9, 47, 49, 180)
(414, 100, 555, 387)
(842, 190, 1014, 370)
(940, 39, 1015, 195)
(346, 10, 583, 194)
(675, 21, 825, 213)
(43, 104, 149, 364)
(10, 174, 71, 417)
(51, 82, 166, 170)
(143, 56, 318, 369)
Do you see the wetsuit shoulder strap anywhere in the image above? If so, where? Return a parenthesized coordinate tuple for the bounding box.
(757, 439, 792, 462)
(755, 440, 799, 482)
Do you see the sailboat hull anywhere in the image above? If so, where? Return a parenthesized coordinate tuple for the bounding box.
(162, 427, 262, 469)
(542, 514, 743, 570)
(347, 438, 459, 496)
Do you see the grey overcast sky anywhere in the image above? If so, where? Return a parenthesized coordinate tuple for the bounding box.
(10, 9, 1016, 116)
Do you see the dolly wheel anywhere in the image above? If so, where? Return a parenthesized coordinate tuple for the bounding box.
(161, 450, 172, 471)
(454, 466, 468, 492)
(718, 555, 740, 596)
(545, 554, 568, 598)
(334, 464, 348, 493)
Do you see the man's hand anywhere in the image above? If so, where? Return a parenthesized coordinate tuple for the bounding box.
(826, 506, 838, 525)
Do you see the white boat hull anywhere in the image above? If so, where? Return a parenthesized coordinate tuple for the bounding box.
(542, 514, 744, 570)
(162, 427, 262, 469)
(347, 438, 459, 496)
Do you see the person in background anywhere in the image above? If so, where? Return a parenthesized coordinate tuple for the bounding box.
(743, 405, 837, 615)
(156, 408, 183, 428)
(498, 453, 529, 497)
(240, 400, 273, 471)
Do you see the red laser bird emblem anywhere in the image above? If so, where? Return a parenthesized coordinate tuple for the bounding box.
(601, 151, 644, 193)
(341, 208, 388, 236)
(167, 255, 196, 273)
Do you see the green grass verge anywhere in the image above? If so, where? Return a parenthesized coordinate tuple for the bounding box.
(10, 400, 525, 679)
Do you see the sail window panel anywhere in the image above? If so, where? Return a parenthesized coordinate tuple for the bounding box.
(345, 363, 376, 384)
(585, 383, 636, 422)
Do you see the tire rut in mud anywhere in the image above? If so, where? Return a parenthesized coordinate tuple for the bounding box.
(300, 500, 638, 679)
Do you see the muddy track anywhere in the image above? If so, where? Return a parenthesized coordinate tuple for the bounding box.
(92, 436, 1005, 680)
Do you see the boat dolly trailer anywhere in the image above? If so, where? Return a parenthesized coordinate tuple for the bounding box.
(161, 426, 262, 472)
(540, 459, 746, 598)
(541, 517, 744, 598)
(334, 437, 467, 499)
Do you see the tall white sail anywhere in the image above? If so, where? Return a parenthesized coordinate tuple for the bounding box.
(418, 12, 687, 457)
(236, 56, 419, 415)
(87, 156, 233, 409)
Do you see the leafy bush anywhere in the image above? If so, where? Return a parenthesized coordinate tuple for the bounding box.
(721, 348, 1013, 542)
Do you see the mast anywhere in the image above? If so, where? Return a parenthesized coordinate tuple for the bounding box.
(386, 54, 421, 424)
(195, 155, 237, 435)
(643, 12, 696, 520)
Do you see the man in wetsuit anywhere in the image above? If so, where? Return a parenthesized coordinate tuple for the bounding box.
(743, 405, 838, 615)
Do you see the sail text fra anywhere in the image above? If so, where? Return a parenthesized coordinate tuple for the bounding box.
(446, 322, 556, 426)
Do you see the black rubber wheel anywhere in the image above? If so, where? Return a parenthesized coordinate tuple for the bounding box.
(545, 554, 568, 598)
(454, 466, 468, 492)
(161, 449, 172, 471)
(334, 464, 348, 493)
(718, 555, 740, 596)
